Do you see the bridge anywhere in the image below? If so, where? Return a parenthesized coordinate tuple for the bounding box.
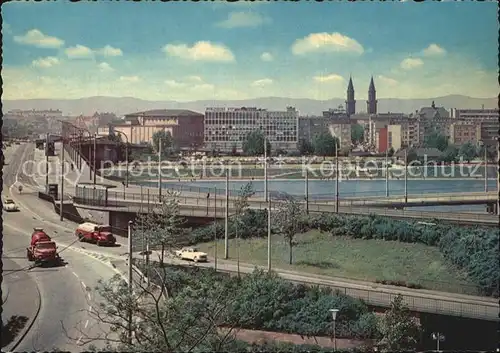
(72, 185, 499, 226)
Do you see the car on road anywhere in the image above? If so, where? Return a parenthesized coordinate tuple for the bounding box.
(175, 247, 208, 262)
(75, 222, 116, 246)
(3, 197, 19, 212)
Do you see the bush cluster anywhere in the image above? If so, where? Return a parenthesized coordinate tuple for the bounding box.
(139, 262, 380, 340)
(190, 210, 498, 297)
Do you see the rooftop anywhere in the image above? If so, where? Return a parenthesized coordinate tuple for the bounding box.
(125, 109, 203, 117)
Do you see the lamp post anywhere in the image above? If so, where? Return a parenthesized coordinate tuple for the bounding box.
(127, 220, 134, 345)
(158, 138, 162, 202)
(267, 193, 272, 272)
(224, 168, 229, 259)
(264, 133, 268, 202)
(113, 130, 129, 187)
(329, 309, 339, 350)
(335, 143, 339, 213)
(214, 187, 217, 272)
(305, 170, 309, 214)
(45, 133, 50, 189)
(60, 139, 65, 221)
(385, 146, 389, 197)
(431, 332, 445, 351)
(479, 140, 487, 192)
(404, 148, 408, 204)
(93, 133, 97, 184)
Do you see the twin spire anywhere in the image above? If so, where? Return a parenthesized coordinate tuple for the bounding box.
(345, 76, 377, 116)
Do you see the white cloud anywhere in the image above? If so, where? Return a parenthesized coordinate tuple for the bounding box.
(422, 43, 447, 57)
(65, 45, 94, 59)
(291, 32, 364, 55)
(251, 78, 273, 87)
(215, 11, 270, 28)
(32, 56, 60, 68)
(98, 62, 114, 72)
(165, 79, 186, 88)
(162, 41, 235, 62)
(14, 29, 64, 48)
(192, 83, 215, 91)
(119, 76, 140, 82)
(400, 57, 424, 70)
(260, 52, 273, 62)
(313, 74, 344, 83)
(186, 75, 203, 82)
(99, 45, 123, 57)
(377, 75, 398, 86)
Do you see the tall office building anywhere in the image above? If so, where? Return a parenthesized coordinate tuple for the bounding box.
(204, 107, 298, 152)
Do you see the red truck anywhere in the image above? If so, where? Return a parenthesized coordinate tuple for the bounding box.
(75, 222, 116, 246)
(27, 228, 60, 265)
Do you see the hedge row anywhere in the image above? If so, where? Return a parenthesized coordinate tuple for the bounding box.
(190, 210, 499, 297)
(138, 261, 380, 340)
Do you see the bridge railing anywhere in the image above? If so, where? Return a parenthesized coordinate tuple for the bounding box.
(72, 194, 498, 224)
(89, 187, 496, 210)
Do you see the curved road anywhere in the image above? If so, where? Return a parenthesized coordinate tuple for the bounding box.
(2, 144, 119, 351)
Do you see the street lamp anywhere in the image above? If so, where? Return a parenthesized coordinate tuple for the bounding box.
(431, 332, 445, 351)
(385, 145, 389, 197)
(113, 130, 129, 187)
(329, 308, 339, 350)
(479, 140, 487, 192)
(127, 220, 134, 344)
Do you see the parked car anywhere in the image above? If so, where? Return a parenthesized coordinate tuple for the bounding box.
(175, 247, 208, 262)
(3, 197, 19, 212)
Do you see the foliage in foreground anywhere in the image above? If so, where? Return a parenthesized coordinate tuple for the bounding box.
(191, 210, 498, 296)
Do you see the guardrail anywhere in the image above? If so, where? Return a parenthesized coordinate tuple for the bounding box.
(72, 196, 499, 224)
(212, 267, 497, 321)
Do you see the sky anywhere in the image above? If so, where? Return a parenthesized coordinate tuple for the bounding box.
(2, 1, 498, 101)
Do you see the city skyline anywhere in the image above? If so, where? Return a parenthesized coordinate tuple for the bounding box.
(2, 1, 497, 101)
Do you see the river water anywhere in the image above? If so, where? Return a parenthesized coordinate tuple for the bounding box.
(136, 179, 498, 213)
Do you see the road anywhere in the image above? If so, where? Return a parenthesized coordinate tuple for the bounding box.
(2, 144, 121, 351)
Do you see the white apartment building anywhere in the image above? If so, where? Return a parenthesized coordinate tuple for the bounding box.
(450, 108, 499, 120)
(204, 107, 298, 152)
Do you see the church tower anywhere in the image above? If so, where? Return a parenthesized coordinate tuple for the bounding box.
(345, 76, 356, 116)
(367, 76, 377, 114)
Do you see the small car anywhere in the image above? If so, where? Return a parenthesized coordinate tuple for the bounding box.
(3, 198, 19, 212)
(175, 247, 208, 262)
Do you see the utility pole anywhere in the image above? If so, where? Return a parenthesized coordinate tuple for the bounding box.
(45, 133, 49, 190)
(214, 187, 217, 272)
(385, 146, 389, 197)
(483, 142, 488, 192)
(335, 145, 339, 213)
(267, 195, 271, 272)
(158, 138, 162, 202)
(264, 134, 268, 202)
(125, 142, 129, 188)
(404, 149, 408, 204)
(305, 171, 309, 214)
(60, 139, 65, 221)
(93, 133, 97, 184)
(127, 220, 133, 345)
(224, 169, 229, 259)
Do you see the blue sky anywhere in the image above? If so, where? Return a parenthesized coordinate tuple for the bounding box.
(2, 1, 497, 101)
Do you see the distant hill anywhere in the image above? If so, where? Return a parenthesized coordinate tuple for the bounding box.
(2, 95, 496, 117)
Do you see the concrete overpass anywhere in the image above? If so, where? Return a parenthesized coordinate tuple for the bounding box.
(72, 186, 499, 227)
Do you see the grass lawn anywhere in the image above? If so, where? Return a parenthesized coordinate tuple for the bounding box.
(196, 230, 477, 295)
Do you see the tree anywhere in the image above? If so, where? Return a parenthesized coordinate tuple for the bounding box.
(234, 183, 255, 275)
(312, 132, 338, 157)
(387, 147, 395, 157)
(152, 130, 173, 158)
(135, 191, 188, 267)
(458, 141, 476, 162)
(377, 294, 421, 352)
(272, 195, 306, 265)
(351, 124, 365, 144)
(67, 267, 245, 352)
(298, 139, 314, 156)
(242, 130, 271, 156)
(442, 145, 458, 163)
(423, 131, 448, 151)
